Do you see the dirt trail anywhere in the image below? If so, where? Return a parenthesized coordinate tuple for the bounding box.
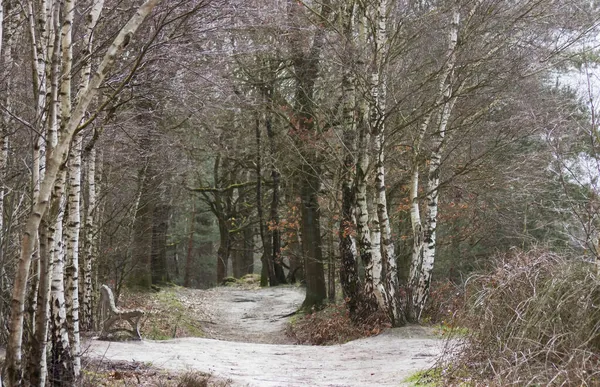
(87, 286, 444, 386)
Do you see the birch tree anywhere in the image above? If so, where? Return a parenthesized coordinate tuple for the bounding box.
(3, 0, 161, 383)
(407, 3, 460, 322)
(370, 0, 405, 326)
(338, 0, 364, 318)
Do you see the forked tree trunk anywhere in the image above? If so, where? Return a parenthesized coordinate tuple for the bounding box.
(408, 6, 460, 322)
(370, 0, 405, 326)
(4, 1, 161, 383)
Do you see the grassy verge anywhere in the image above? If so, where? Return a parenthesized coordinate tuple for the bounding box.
(119, 285, 204, 340)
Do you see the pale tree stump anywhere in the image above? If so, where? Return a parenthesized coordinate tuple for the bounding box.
(98, 285, 145, 340)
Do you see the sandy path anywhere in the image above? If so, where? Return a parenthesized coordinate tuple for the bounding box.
(191, 285, 306, 344)
(87, 286, 443, 386)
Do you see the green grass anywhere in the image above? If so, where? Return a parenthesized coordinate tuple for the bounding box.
(403, 369, 442, 387)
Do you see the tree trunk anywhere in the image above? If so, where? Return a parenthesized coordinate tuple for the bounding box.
(355, 117, 381, 314)
(243, 223, 254, 275)
(78, 0, 104, 332)
(49, 190, 74, 386)
(216, 220, 230, 283)
(338, 0, 363, 319)
(65, 133, 82, 377)
(81, 147, 96, 330)
(27, 217, 52, 387)
(265, 107, 286, 284)
(300, 170, 327, 309)
(288, 0, 331, 309)
(256, 114, 277, 286)
(184, 201, 196, 287)
(131, 163, 154, 288)
(370, 0, 405, 326)
(151, 202, 170, 284)
(374, 128, 404, 325)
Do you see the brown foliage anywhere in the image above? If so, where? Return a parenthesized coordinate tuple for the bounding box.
(286, 303, 389, 345)
(421, 279, 465, 325)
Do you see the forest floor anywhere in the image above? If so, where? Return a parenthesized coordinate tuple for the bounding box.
(85, 285, 446, 386)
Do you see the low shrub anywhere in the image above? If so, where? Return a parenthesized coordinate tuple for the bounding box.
(445, 249, 600, 386)
(286, 303, 388, 345)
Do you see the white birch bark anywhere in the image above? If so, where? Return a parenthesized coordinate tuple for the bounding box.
(82, 147, 96, 330)
(28, 2, 62, 382)
(25, 0, 50, 337)
(0, 0, 8, 273)
(369, 191, 385, 309)
(356, 110, 380, 309)
(353, 3, 383, 313)
(369, 0, 405, 325)
(60, 0, 83, 373)
(65, 134, 82, 376)
(4, 1, 161, 383)
(338, 0, 363, 317)
(77, 0, 103, 332)
(408, 6, 460, 322)
(50, 179, 73, 382)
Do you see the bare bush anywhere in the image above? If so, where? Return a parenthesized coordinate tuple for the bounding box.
(446, 249, 600, 386)
(286, 304, 389, 345)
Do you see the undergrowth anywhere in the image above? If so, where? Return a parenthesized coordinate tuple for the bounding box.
(81, 359, 232, 386)
(286, 303, 389, 345)
(444, 249, 600, 386)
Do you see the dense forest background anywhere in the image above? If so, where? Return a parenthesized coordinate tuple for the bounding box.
(1, 0, 600, 385)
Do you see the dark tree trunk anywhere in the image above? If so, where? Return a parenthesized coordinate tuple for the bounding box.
(232, 236, 244, 279)
(216, 220, 229, 283)
(184, 202, 196, 288)
(300, 170, 326, 309)
(256, 115, 278, 286)
(243, 226, 255, 275)
(151, 203, 170, 285)
(265, 110, 286, 284)
(328, 219, 335, 303)
(287, 0, 331, 309)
